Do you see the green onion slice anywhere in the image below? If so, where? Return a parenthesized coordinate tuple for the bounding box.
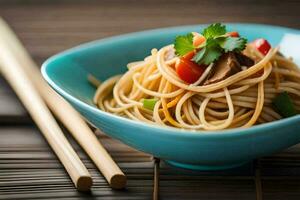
(142, 98, 158, 111)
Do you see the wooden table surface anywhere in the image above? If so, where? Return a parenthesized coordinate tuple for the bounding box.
(0, 0, 300, 199)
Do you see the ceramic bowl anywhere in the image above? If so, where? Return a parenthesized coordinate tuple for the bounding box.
(42, 23, 300, 170)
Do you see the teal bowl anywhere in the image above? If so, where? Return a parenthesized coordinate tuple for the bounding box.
(42, 23, 300, 170)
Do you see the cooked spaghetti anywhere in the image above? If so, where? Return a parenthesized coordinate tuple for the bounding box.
(90, 23, 300, 131)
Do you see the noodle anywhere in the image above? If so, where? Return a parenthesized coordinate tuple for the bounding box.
(90, 44, 300, 131)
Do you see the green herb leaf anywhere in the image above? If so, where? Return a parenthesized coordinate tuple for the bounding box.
(174, 33, 195, 56)
(174, 23, 248, 66)
(218, 37, 247, 52)
(142, 98, 158, 111)
(192, 48, 206, 63)
(193, 39, 223, 65)
(202, 23, 226, 39)
(272, 92, 298, 118)
(201, 47, 223, 65)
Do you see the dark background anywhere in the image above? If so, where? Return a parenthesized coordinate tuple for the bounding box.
(1, 0, 300, 65)
(0, 0, 300, 199)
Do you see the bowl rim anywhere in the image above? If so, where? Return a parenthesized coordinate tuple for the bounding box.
(41, 23, 300, 138)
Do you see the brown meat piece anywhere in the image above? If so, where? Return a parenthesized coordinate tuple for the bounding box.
(235, 53, 254, 67)
(204, 52, 242, 85)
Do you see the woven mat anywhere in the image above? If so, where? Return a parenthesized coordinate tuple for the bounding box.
(1, 1, 300, 199)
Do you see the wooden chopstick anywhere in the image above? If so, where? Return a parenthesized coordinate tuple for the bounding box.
(0, 23, 92, 192)
(0, 18, 126, 189)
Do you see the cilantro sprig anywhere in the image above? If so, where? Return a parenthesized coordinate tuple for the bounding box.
(174, 23, 247, 65)
(202, 23, 226, 39)
(174, 33, 195, 56)
(219, 37, 247, 52)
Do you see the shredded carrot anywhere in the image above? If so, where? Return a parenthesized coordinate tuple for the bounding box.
(159, 81, 182, 127)
(192, 32, 206, 47)
(161, 99, 181, 127)
(167, 93, 183, 108)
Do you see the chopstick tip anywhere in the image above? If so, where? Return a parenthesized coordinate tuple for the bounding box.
(110, 173, 127, 189)
(76, 176, 93, 192)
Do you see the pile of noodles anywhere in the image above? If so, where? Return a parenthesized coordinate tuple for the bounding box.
(91, 44, 300, 131)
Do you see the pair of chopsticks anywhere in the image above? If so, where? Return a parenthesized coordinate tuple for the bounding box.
(0, 18, 126, 191)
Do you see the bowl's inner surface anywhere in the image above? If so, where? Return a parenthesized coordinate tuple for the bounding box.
(45, 24, 294, 107)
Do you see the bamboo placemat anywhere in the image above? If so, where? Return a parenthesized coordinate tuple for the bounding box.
(0, 77, 29, 124)
(2, 122, 300, 199)
(1, 0, 300, 199)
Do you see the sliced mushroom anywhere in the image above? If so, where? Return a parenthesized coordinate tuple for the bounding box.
(204, 52, 242, 85)
(235, 53, 255, 67)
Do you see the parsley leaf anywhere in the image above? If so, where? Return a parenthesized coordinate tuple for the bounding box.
(173, 23, 248, 66)
(174, 33, 195, 56)
(202, 23, 226, 39)
(192, 39, 223, 65)
(219, 37, 247, 52)
(200, 39, 223, 65)
(192, 48, 206, 63)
